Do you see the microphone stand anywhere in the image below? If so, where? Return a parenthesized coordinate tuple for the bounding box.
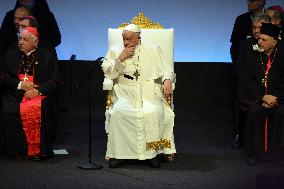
(77, 57, 104, 170)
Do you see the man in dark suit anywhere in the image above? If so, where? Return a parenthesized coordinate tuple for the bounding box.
(0, 0, 61, 59)
(238, 23, 284, 166)
(6, 16, 57, 60)
(0, 5, 32, 57)
(0, 27, 58, 159)
(230, 0, 267, 148)
(230, 0, 266, 62)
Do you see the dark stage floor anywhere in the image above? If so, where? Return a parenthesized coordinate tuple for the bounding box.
(0, 101, 284, 189)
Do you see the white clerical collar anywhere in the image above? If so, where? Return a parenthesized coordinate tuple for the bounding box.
(26, 49, 36, 56)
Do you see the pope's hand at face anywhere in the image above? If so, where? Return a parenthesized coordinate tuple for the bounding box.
(118, 44, 135, 63)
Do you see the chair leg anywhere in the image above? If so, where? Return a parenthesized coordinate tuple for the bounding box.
(165, 154, 175, 163)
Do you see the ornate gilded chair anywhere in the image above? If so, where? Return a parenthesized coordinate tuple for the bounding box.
(103, 13, 175, 161)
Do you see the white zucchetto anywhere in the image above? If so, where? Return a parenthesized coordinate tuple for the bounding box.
(123, 24, 141, 33)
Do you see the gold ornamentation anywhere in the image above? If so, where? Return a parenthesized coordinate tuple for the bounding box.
(167, 95, 173, 108)
(23, 74, 29, 81)
(106, 90, 112, 110)
(262, 76, 268, 89)
(146, 138, 171, 151)
(119, 12, 164, 29)
(259, 47, 278, 89)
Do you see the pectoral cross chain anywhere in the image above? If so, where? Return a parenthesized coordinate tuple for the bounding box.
(133, 70, 140, 81)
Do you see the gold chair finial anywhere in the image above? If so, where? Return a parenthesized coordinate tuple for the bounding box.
(119, 12, 164, 29)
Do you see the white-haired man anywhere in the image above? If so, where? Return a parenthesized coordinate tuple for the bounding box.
(230, 0, 267, 149)
(0, 27, 58, 159)
(102, 24, 176, 168)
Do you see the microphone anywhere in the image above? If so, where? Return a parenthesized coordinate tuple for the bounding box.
(70, 54, 76, 61)
(94, 57, 106, 63)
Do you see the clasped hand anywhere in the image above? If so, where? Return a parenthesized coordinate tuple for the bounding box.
(163, 79, 172, 99)
(262, 94, 278, 108)
(21, 81, 39, 99)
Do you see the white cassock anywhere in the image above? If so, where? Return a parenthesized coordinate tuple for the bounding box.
(102, 42, 176, 160)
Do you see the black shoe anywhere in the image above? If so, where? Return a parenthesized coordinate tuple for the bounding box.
(109, 159, 125, 168)
(231, 134, 242, 149)
(246, 155, 257, 166)
(147, 157, 160, 168)
(258, 153, 267, 162)
(270, 156, 284, 166)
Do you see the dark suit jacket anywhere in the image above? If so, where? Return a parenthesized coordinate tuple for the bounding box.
(0, 0, 61, 57)
(235, 37, 258, 75)
(230, 12, 253, 63)
(238, 41, 284, 108)
(0, 47, 59, 97)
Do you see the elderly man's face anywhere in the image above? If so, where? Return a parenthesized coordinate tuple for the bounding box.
(247, 0, 264, 12)
(18, 30, 38, 54)
(258, 34, 276, 53)
(18, 19, 31, 32)
(252, 20, 263, 39)
(266, 10, 282, 27)
(14, 8, 29, 30)
(122, 31, 140, 48)
(266, 9, 274, 19)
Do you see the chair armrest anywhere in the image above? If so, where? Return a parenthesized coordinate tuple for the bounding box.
(103, 78, 113, 90)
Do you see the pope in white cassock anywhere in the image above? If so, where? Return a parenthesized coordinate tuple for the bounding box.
(101, 24, 176, 168)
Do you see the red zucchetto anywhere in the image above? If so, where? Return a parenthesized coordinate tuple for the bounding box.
(25, 27, 39, 38)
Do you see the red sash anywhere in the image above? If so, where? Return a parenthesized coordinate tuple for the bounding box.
(18, 73, 45, 157)
(264, 56, 272, 153)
